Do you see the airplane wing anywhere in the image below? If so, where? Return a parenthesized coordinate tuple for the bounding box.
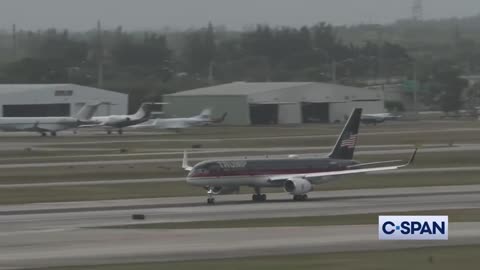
(268, 149, 417, 183)
(27, 122, 51, 132)
(27, 122, 68, 132)
(78, 122, 108, 128)
(129, 119, 158, 129)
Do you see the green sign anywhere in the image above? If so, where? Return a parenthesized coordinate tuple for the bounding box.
(402, 80, 421, 92)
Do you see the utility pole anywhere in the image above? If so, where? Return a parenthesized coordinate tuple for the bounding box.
(413, 60, 418, 117)
(97, 20, 104, 88)
(377, 28, 385, 90)
(12, 24, 17, 59)
(331, 59, 337, 84)
(208, 61, 214, 85)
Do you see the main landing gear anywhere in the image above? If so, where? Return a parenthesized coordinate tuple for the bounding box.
(252, 187, 267, 202)
(205, 187, 268, 205)
(293, 194, 308, 201)
(40, 132, 56, 137)
(207, 188, 215, 205)
(106, 129, 123, 135)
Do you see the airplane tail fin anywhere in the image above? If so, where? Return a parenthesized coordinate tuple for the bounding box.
(133, 103, 153, 119)
(212, 112, 228, 123)
(328, 108, 362, 160)
(198, 108, 212, 120)
(74, 102, 104, 121)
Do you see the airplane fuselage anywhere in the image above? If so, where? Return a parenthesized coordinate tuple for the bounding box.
(0, 117, 81, 132)
(92, 114, 150, 128)
(187, 157, 359, 188)
(150, 117, 209, 129)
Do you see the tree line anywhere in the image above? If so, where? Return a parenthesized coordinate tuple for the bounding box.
(0, 18, 478, 113)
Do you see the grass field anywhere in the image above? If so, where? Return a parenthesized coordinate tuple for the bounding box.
(1, 120, 477, 141)
(37, 245, 480, 270)
(5, 120, 479, 151)
(1, 171, 480, 205)
(114, 208, 480, 230)
(1, 147, 480, 184)
(40, 128, 480, 150)
(0, 163, 183, 184)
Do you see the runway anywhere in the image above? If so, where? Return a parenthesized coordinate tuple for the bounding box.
(1, 185, 479, 233)
(2, 223, 480, 269)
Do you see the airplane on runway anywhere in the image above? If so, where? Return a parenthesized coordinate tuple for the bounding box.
(0, 102, 104, 136)
(82, 103, 162, 135)
(361, 113, 401, 125)
(131, 109, 227, 131)
(182, 108, 416, 204)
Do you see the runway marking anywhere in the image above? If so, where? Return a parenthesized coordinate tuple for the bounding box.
(0, 228, 70, 237)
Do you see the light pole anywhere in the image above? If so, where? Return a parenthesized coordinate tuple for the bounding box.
(331, 58, 353, 84)
(413, 60, 418, 116)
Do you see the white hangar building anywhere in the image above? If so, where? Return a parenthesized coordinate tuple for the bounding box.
(163, 82, 385, 125)
(0, 84, 128, 117)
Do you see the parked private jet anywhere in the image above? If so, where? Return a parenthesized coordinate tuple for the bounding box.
(0, 102, 104, 136)
(182, 108, 416, 204)
(131, 109, 227, 131)
(361, 113, 402, 125)
(84, 103, 162, 134)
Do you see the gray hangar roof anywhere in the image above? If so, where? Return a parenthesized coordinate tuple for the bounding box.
(166, 82, 380, 99)
(165, 82, 315, 96)
(0, 84, 125, 96)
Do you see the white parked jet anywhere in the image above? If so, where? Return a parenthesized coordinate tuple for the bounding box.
(85, 103, 160, 135)
(361, 113, 402, 125)
(131, 109, 227, 131)
(0, 102, 104, 136)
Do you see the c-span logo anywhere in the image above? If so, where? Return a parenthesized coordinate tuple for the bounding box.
(379, 216, 448, 240)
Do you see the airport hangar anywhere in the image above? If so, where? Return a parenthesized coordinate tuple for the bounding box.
(163, 82, 385, 125)
(0, 84, 128, 117)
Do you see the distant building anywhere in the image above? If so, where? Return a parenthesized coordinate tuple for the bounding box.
(461, 75, 480, 87)
(163, 82, 384, 125)
(0, 84, 127, 117)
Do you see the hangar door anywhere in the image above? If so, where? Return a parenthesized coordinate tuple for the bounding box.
(302, 102, 330, 123)
(3, 103, 70, 117)
(249, 104, 278, 125)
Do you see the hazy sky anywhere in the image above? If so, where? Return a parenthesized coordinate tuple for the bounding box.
(1, 0, 480, 31)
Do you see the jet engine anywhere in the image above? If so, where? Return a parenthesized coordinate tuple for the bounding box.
(210, 186, 240, 195)
(284, 178, 313, 195)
